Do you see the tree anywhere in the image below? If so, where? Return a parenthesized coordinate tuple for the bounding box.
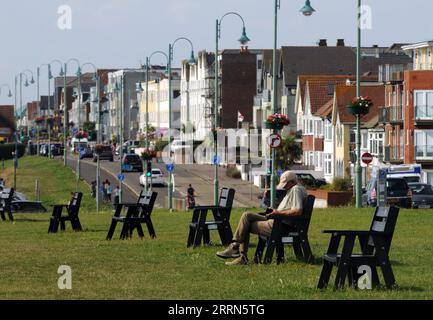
(276, 135, 302, 170)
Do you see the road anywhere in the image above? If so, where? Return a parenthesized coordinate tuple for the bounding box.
(63, 153, 262, 209)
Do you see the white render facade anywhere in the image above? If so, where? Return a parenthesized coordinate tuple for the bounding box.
(180, 51, 215, 142)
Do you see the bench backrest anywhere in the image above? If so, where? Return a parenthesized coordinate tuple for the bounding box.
(137, 191, 158, 211)
(218, 188, 235, 209)
(301, 195, 315, 231)
(368, 206, 399, 253)
(69, 192, 83, 214)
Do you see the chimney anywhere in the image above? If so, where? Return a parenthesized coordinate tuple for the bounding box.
(337, 39, 345, 47)
(318, 39, 327, 47)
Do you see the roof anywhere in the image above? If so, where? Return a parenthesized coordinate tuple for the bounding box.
(280, 46, 358, 87)
(296, 75, 378, 115)
(402, 41, 433, 51)
(315, 99, 334, 118)
(333, 84, 385, 124)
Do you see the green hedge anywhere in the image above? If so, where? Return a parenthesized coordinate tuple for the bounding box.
(0, 143, 25, 160)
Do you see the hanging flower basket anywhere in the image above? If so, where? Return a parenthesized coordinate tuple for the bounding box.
(347, 96, 373, 116)
(264, 113, 290, 130)
(141, 148, 157, 161)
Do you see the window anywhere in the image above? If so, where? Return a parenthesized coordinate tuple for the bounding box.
(414, 90, 433, 118)
(324, 154, 332, 175)
(325, 120, 332, 141)
(415, 130, 433, 159)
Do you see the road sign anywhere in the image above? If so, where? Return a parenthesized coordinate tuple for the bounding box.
(166, 163, 174, 173)
(267, 133, 282, 149)
(213, 155, 221, 166)
(117, 174, 125, 182)
(277, 169, 284, 177)
(362, 152, 374, 165)
(72, 128, 79, 135)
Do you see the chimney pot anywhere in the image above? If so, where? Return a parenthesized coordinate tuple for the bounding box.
(337, 39, 345, 47)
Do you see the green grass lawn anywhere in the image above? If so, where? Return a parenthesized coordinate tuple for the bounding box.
(0, 157, 433, 300)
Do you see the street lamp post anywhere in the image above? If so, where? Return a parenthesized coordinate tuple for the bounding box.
(37, 60, 63, 158)
(139, 51, 170, 192)
(215, 12, 250, 205)
(270, 0, 315, 208)
(168, 37, 196, 210)
(17, 70, 34, 137)
(114, 76, 125, 203)
(63, 58, 80, 169)
(81, 63, 99, 211)
(355, 0, 363, 208)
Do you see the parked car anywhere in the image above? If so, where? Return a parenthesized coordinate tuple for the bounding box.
(365, 177, 412, 208)
(408, 183, 433, 209)
(79, 147, 94, 160)
(122, 154, 143, 172)
(296, 173, 327, 189)
(93, 145, 114, 162)
(139, 168, 166, 187)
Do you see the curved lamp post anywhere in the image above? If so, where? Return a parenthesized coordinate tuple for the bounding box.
(168, 37, 196, 210)
(269, 0, 315, 208)
(137, 51, 170, 192)
(63, 58, 81, 168)
(81, 63, 100, 211)
(113, 77, 125, 202)
(215, 12, 250, 205)
(355, 0, 362, 208)
(18, 69, 34, 136)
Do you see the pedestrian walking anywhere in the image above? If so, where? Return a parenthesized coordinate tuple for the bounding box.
(103, 179, 109, 202)
(107, 182, 112, 203)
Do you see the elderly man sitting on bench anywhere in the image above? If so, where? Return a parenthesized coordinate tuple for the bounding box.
(216, 171, 308, 265)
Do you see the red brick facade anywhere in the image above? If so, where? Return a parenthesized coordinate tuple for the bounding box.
(404, 70, 433, 168)
(220, 51, 257, 129)
(302, 135, 324, 152)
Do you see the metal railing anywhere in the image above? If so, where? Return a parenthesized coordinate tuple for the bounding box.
(384, 146, 404, 162)
(415, 145, 433, 159)
(415, 105, 433, 120)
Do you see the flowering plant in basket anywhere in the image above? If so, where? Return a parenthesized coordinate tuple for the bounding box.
(265, 113, 290, 129)
(347, 96, 373, 116)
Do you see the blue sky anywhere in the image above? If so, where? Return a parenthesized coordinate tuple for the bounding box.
(0, 0, 431, 105)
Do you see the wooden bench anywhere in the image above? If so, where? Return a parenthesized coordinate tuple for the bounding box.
(254, 195, 316, 264)
(106, 191, 158, 240)
(0, 188, 14, 222)
(317, 206, 400, 290)
(48, 192, 83, 233)
(187, 188, 235, 248)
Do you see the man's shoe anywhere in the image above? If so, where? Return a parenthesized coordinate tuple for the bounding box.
(225, 255, 248, 266)
(216, 243, 240, 259)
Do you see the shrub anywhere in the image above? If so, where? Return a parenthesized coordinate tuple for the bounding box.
(331, 177, 352, 192)
(226, 166, 241, 179)
(154, 139, 169, 152)
(0, 143, 25, 160)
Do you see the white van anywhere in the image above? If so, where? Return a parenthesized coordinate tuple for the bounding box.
(71, 138, 89, 153)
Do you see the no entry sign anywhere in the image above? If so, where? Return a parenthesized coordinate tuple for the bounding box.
(362, 152, 373, 165)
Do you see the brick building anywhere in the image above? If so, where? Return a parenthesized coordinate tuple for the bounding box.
(0, 105, 15, 141)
